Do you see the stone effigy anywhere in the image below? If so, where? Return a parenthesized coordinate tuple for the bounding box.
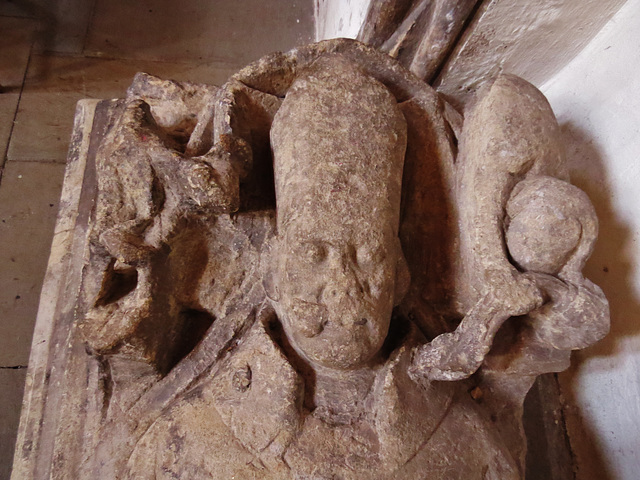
(12, 39, 608, 479)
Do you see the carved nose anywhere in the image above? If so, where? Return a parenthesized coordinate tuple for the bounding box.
(318, 251, 365, 325)
(322, 272, 369, 329)
(323, 267, 360, 301)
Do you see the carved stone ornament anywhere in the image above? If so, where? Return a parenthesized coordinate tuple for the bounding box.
(13, 39, 608, 480)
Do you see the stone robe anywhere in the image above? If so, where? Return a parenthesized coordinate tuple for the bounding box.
(124, 309, 520, 480)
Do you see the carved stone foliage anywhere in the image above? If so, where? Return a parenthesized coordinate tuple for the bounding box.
(16, 39, 608, 480)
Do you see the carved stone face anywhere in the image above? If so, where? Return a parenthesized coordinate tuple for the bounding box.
(274, 206, 403, 370)
(267, 54, 408, 370)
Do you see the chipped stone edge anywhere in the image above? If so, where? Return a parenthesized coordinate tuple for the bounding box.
(11, 99, 99, 480)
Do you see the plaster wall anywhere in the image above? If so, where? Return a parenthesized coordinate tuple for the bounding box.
(435, 0, 627, 107)
(314, 0, 371, 40)
(540, 1, 640, 478)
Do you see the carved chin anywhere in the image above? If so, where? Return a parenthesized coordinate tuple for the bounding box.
(296, 330, 381, 370)
(281, 308, 388, 370)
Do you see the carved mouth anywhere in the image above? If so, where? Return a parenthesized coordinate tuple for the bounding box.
(288, 298, 380, 339)
(289, 298, 329, 337)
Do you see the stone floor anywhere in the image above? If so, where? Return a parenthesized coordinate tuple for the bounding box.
(0, 1, 313, 477)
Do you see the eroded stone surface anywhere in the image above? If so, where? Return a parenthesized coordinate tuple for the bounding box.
(13, 38, 608, 480)
(357, 0, 479, 83)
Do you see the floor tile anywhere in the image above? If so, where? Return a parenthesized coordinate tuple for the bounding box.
(85, 0, 314, 65)
(0, 15, 36, 91)
(0, 93, 19, 161)
(8, 54, 239, 161)
(0, 161, 66, 366)
(7, 91, 80, 161)
(0, 368, 27, 480)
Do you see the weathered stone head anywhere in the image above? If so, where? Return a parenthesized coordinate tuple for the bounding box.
(265, 55, 410, 370)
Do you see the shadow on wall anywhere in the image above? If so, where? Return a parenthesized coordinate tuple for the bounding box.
(557, 121, 640, 480)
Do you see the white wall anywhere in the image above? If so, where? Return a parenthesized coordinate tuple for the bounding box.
(541, 1, 640, 478)
(435, 0, 627, 107)
(314, 0, 371, 40)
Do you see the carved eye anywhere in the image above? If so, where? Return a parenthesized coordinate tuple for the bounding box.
(300, 242, 327, 264)
(356, 246, 385, 267)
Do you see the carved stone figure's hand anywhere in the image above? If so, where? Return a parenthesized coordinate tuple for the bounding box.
(409, 290, 514, 382)
(526, 273, 609, 351)
(409, 271, 540, 383)
(81, 261, 153, 354)
(484, 269, 544, 317)
(410, 330, 492, 381)
(99, 222, 155, 266)
(185, 133, 252, 213)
